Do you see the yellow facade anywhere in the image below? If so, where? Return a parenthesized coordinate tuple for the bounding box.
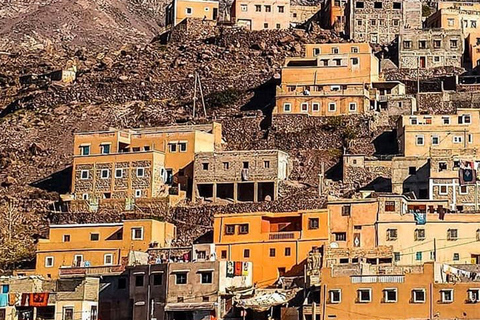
(274, 43, 380, 116)
(172, 0, 219, 25)
(397, 109, 480, 157)
(231, 0, 290, 30)
(36, 219, 176, 278)
(71, 123, 222, 200)
(213, 210, 329, 287)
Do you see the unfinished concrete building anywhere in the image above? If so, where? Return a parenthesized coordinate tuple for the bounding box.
(398, 28, 463, 69)
(345, 0, 422, 44)
(193, 150, 290, 203)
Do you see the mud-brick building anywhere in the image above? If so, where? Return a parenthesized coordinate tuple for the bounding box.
(398, 28, 463, 69)
(71, 123, 222, 201)
(345, 0, 422, 44)
(192, 150, 290, 203)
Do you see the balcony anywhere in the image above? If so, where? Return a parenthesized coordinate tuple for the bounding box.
(268, 231, 300, 240)
(276, 87, 369, 97)
(59, 265, 125, 278)
(351, 275, 405, 283)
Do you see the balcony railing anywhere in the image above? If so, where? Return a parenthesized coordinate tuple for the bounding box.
(351, 275, 405, 283)
(268, 232, 297, 240)
(59, 265, 125, 277)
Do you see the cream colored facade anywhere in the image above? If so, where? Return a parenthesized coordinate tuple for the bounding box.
(231, 0, 290, 30)
(166, 0, 219, 26)
(274, 43, 382, 116)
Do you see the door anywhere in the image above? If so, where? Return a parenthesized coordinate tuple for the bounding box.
(63, 307, 74, 320)
(419, 56, 426, 68)
(74, 255, 83, 267)
(212, 8, 218, 20)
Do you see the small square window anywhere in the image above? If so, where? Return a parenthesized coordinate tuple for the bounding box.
(223, 162, 229, 170)
(439, 162, 447, 171)
(243, 162, 249, 169)
(285, 247, 291, 256)
(416, 135, 424, 145)
(264, 161, 270, 168)
(132, 227, 144, 240)
(45, 256, 54, 268)
(357, 289, 371, 303)
(301, 103, 308, 112)
(334, 232, 346, 241)
(82, 193, 89, 200)
(168, 143, 177, 153)
(269, 248, 276, 257)
(349, 102, 357, 111)
(255, 4, 261, 11)
(278, 5, 284, 13)
(176, 273, 187, 285)
(80, 145, 90, 156)
(374, 2, 382, 8)
(136, 168, 145, 177)
(186, 7, 192, 14)
(441, 289, 453, 303)
(179, 142, 187, 152)
(330, 289, 341, 303)
(225, 225, 235, 235)
(409, 167, 416, 175)
(439, 185, 448, 195)
(453, 253, 460, 261)
(393, 2, 401, 9)
(81, 170, 89, 180)
(309, 218, 319, 229)
(244, 249, 250, 258)
(265, 5, 271, 12)
(351, 47, 359, 53)
(387, 229, 397, 241)
(341, 205, 351, 216)
(239, 224, 249, 234)
(432, 136, 439, 145)
(385, 201, 395, 212)
(313, 48, 320, 56)
(442, 116, 450, 124)
(460, 185, 468, 194)
(202, 163, 209, 170)
(264, 23, 269, 28)
(276, 23, 281, 29)
(414, 229, 425, 241)
(135, 275, 144, 287)
(63, 235, 71, 242)
(153, 274, 162, 286)
(351, 58, 359, 66)
(100, 169, 109, 179)
(104, 254, 113, 265)
(328, 103, 336, 112)
(384, 289, 397, 303)
(91, 233, 100, 241)
(221, 250, 227, 259)
(447, 229, 458, 241)
(468, 289, 480, 302)
(415, 252, 422, 261)
(240, 4, 247, 12)
(100, 144, 111, 154)
(115, 168, 123, 178)
(394, 252, 400, 262)
(412, 289, 425, 303)
(312, 103, 320, 112)
(200, 272, 213, 284)
(355, 1, 364, 8)
(135, 189, 142, 198)
(283, 103, 291, 112)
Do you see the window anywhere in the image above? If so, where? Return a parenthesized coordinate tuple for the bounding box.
(283, 103, 291, 112)
(409, 167, 416, 175)
(308, 218, 319, 229)
(351, 47, 359, 53)
(115, 168, 123, 178)
(341, 205, 351, 216)
(439, 185, 448, 195)
(293, 12, 297, 17)
(285, 247, 291, 256)
(439, 162, 447, 171)
(100, 144, 110, 154)
(153, 274, 162, 286)
(80, 170, 89, 180)
(351, 58, 359, 66)
(357, 289, 371, 303)
(255, 4, 261, 11)
(330, 289, 341, 303)
(432, 135, 439, 145)
(450, 39, 458, 49)
(176, 273, 187, 285)
(403, 41, 412, 49)
(415, 135, 424, 145)
(334, 232, 346, 241)
(244, 249, 250, 258)
(132, 147, 140, 152)
(357, 19, 362, 26)
(415, 252, 422, 261)
(349, 102, 357, 112)
(355, 1, 364, 8)
(278, 5, 284, 12)
(135, 275, 144, 287)
(332, 47, 339, 54)
(90, 233, 99, 241)
(301, 103, 308, 112)
(82, 193, 89, 200)
(373, 1, 382, 8)
(441, 289, 453, 303)
(269, 248, 276, 257)
(313, 48, 320, 56)
(440, 116, 449, 125)
(385, 201, 395, 212)
(460, 185, 468, 195)
(477, 229, 480, 241)
(264, 161, 270, 168)
(186, 7, 192, 14)
(460, 114, 471, 124)
(136, 167, 145, 177)
(200, 272, 213, 284)
(225, 225, 235, 235)
(328, 103, 336, 112)
(63, 235, 70, 242)
(387, 229, 397, 241)
(45, 256, 54, 267)
(412, 289, 426, 303)
(394, 252, 400, 262)
(239, 224, 249, 234)
(453, 136, 463, 144)
(202, 163, 209, 170)
(179, 142, 187, 152)
(393, 19, 399, 26)
(448, 18, 454, 26)
(276, 23, 281, 29)
(414, 229, 425, 241)
(80, 145, 90, 156)
(104, 254, 113, 265)
(334, 59, 341, 66)
(264, 23, 268, 28)
(63, 307, 74, 320)
(265, 5, 271, 12)
(469, 134, 473, 144)
(132, 227, 144, 240)
(134, 189, 142, 198)
(419, 40, 427, 49)
(100, 169, 109, 179)
(221, 250, 227, 259)
(410, 116, 417, 124)
(384, 288, 397, 303)
(240, 4, 247, 11)
(393, 2, 401, 9)
(468, 289, 480, 303)
(447, 229, 458, 241)
(312, 103, 320, 112)
(168, 142, 177, 152)
(243, 162, 249, 169)
(453, 253, 460, 261)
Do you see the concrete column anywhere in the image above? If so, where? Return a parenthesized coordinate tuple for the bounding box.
(253, 182, 258, 202)
(213, 183, 217, 203)
(233, 183, 238, 203)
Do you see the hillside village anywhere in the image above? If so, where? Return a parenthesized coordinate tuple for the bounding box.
(3, 0, 480, 320)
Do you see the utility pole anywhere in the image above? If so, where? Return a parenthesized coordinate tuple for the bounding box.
(433, 238, 437, 262)
(192, 72, 207, 119)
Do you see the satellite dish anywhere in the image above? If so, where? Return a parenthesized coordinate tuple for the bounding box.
(330, 242, 339, 248)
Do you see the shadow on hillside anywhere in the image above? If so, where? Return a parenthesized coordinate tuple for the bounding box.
(373, 130, 398, 156)
(241, 78, 278, 130)
(30, 166, 72, 194)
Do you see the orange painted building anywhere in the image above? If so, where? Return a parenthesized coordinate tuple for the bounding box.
(36, 219, 176, 278)
(312, 262, 480, 320)
(230, 0, 291, 30)
(321, 0, 346, 32)
(71, 123, 222, 200)
(214, 210, 329, 287)
(166, 0, 219, 26)
(274, 43, 381, 116)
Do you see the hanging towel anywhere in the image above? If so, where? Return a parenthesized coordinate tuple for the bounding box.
(242, 262, 249, 276)
(226, 261, 235, 278)
(2, 285, 9, 294)
(21, 293, 29, 306)
(8, 293, 18, 306)
(234, 261, 242, 276)
(29, 293, 49, 307)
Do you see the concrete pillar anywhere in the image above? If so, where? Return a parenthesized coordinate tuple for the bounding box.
(254, 182, 258, 202)
(233, 183, 238, 203)
(213, 183, 217, 203)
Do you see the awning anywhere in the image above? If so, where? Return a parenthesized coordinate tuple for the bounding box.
(165, 302, 216, 312)
(236, 291, 291, 312)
